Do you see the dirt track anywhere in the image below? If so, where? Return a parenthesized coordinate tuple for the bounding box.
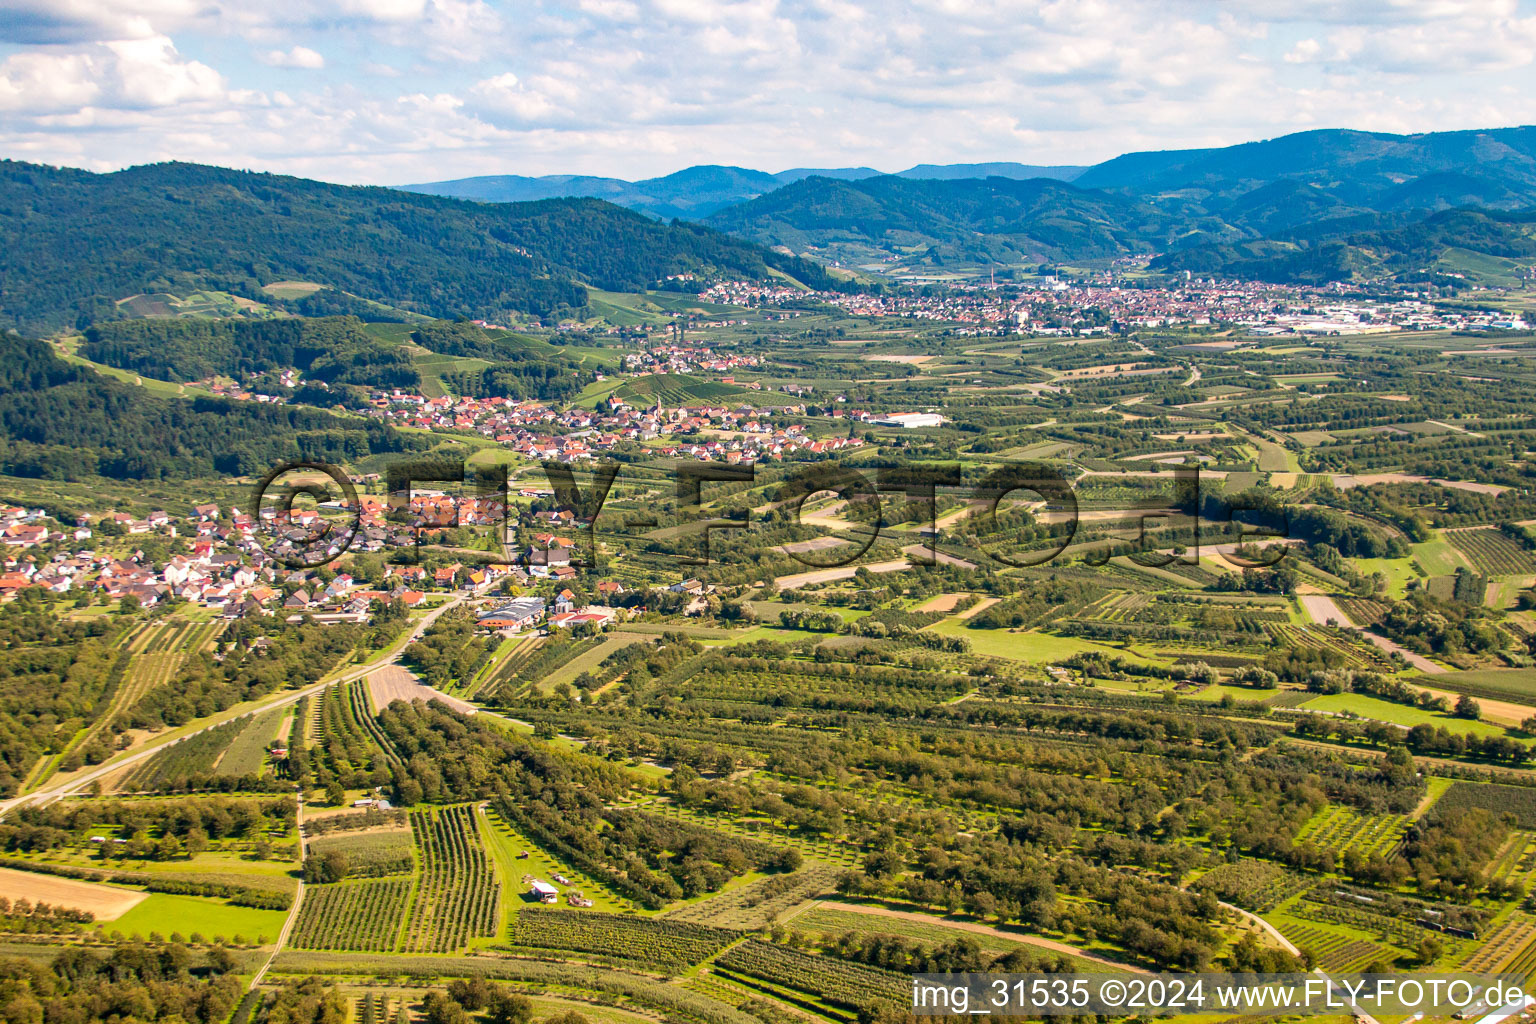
(810, 901, 1149, 974)
(1298, 594, 1445, 674)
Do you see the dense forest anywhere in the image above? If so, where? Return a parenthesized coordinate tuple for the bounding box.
(82, 317, 419, 388)
(0, 332, 425, 480)
(0, 160, 844, 332)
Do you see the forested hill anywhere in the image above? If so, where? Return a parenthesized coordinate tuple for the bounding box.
(0, 160, 840, 333)
(1074, 126, 1536, 207)
(0, 332, 425, 480)
(704, 175, 1178, 263)
(1150, 207, 1536, 285)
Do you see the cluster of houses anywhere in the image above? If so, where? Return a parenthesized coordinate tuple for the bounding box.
(621, 343, 760, 376)
(350, 390, 861, 464)
(702, 275, 1531, 338)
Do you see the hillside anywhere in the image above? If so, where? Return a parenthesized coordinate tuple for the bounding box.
(401, 161, 1088, 217)
(0, 160, 837, 333)
(1076, 127, 1536, 210)
(0, 331, 424, 480)
(1151, 207, 1536, 285)
(702, 174, 1180, 263)
(399, 164, 784, 220)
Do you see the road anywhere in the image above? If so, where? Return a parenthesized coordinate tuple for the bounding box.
(249, 791, 306, 990)
(0, 580, 488, 818)
(1217, 900, 1383, 1024)
(1297, 593, 1445, 674)
(810, 900, 1151, 974)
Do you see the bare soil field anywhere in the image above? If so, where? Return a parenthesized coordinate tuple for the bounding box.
(957, 597, 1001, 620)
(774, 559, 910, 590)
(915, 592, 974, 613)
(0, 866, 146, 920)
(367, 665, 478, 715)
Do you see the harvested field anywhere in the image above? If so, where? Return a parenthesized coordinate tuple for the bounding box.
(915, 592, 975, 613)
(367, 665, 478, 715)
(957, 597, 1001, 620)
(0, 867, 146, 920)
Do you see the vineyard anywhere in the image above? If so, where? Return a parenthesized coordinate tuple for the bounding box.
(1266, 624, 1396, 671)
(680, 658, 972, 709)
(1460, 913, 1536, 973)
(472, 636, 544, 699)
(290, 877, 414, 952)
(1280, 922, 1394, 973)
(509, 908, 737, 972)
(1446, 528, 1536, 575)
(402, 805, 500, 952)
(1489, 831, 1536, 891)
(134, 619, 224, 656)
(714, 940, 908, 1015)
(1502, 931, 1536, 983)
(1293, 805, 1408, 858)
(1334, 598, 1389, 627)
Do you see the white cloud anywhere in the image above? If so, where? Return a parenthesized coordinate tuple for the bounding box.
(0, 34, 222, 113)
(0, 0, 1534, 183)
(259, 45, 326, 69)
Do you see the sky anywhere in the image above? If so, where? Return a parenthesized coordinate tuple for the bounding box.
(1, 0, 1534, 185)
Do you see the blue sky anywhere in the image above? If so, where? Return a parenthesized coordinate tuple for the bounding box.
(1, 0, 1533, 184)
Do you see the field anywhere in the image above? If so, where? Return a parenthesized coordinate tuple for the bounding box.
(0, 866, 146, 920)
(103, 893, 287, 943)
(402, 805, 500, 952)
(367, 665, 477, 715)
(1299, 692, 1509, 737)
(1446, 528, 1536, 574)
(291, 878, 414, 951)
(509, 908, 736, 972)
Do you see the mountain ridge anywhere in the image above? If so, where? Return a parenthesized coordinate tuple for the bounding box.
(0, 159, 843, 333)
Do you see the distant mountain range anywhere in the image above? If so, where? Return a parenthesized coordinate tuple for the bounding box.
(398, 126, 1536, 285)
(399, 162, 1086, 219)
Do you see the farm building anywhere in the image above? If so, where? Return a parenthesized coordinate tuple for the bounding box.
(477, 597, 545, 632)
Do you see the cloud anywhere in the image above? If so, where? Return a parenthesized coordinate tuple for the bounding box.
(0, 34, 223, 113)
(260, 45, 327, 68)
(0, 0, 1534, 183)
